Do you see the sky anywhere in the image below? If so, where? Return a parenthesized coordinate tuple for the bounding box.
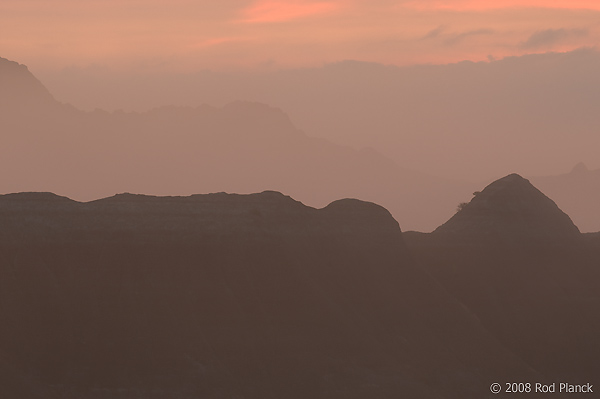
(2, 0, 600, 71)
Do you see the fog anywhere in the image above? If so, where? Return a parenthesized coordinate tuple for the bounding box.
(37, 48, 600, 181)
(3, 49, 600, 232)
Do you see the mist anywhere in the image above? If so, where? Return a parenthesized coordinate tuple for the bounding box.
(37, 48, 600, 182)
(4, 49, 600, 232)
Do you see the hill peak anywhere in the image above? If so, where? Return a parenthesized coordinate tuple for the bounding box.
(570, 162, 589, 175)
(434, 173, 580, 242)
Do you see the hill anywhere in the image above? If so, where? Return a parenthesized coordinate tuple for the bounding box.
(0, 191, 535, 398)
(405, 174, 600, 385)
(435, 173, 581, 243)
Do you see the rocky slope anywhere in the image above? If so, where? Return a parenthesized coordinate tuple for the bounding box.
(434, 173, 581, 244)
(406, 174, 600, 385)
(531, 162, 600, 233)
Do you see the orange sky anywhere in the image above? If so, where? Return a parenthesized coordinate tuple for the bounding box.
(1, 0, 599, 71)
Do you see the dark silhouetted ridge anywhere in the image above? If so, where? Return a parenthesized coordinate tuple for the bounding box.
(434, 173, 580, 242)
(91, 190, 306, 211)
(0, 191, 401, 242)
(0, 192, 75, 203)
(0, 190, 539, 398)
(323, 198, 402, 236)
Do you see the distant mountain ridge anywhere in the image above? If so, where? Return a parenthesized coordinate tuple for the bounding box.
(36, 49, 600, 181)
(0, 56, 472, 232)
(0, 57, 56, 108)
(3, 56, 598, 232)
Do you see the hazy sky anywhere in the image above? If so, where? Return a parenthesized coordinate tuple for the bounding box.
(2, 0, 600, 71)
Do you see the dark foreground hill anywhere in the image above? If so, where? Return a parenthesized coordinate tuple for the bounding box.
(405, 174, 600, 386)
(0, 191, 537, 399)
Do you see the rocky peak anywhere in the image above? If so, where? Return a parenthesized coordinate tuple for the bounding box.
(434, 173, 580, 242)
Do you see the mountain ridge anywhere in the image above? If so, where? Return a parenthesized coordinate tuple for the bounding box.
(0, 56, 472, 232)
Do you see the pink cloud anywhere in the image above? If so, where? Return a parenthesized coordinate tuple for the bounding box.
(401, 0, 600, 11)
(192, 37, 253, 48)
(239, 0, 341, 23)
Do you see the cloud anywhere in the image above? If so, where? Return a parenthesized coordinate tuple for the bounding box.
(191, 37, 253, 49)
(400, 0, 600, 11)
(520, 28, 589, 49)
(238, 1, 341, 23)
(443, 29, 494, 46)
(422, 25, 446, 39)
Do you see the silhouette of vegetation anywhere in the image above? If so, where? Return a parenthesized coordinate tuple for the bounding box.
(457, 202, 469, 212)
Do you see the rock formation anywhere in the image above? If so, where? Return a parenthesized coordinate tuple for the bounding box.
(0, 191, 534, 399)
(434, 173, 580, 243)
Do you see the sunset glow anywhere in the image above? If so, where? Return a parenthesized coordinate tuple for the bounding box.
(239, 1, 341, 23)
(402, 0, 600, 11)
(0, 0, 598, 71)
